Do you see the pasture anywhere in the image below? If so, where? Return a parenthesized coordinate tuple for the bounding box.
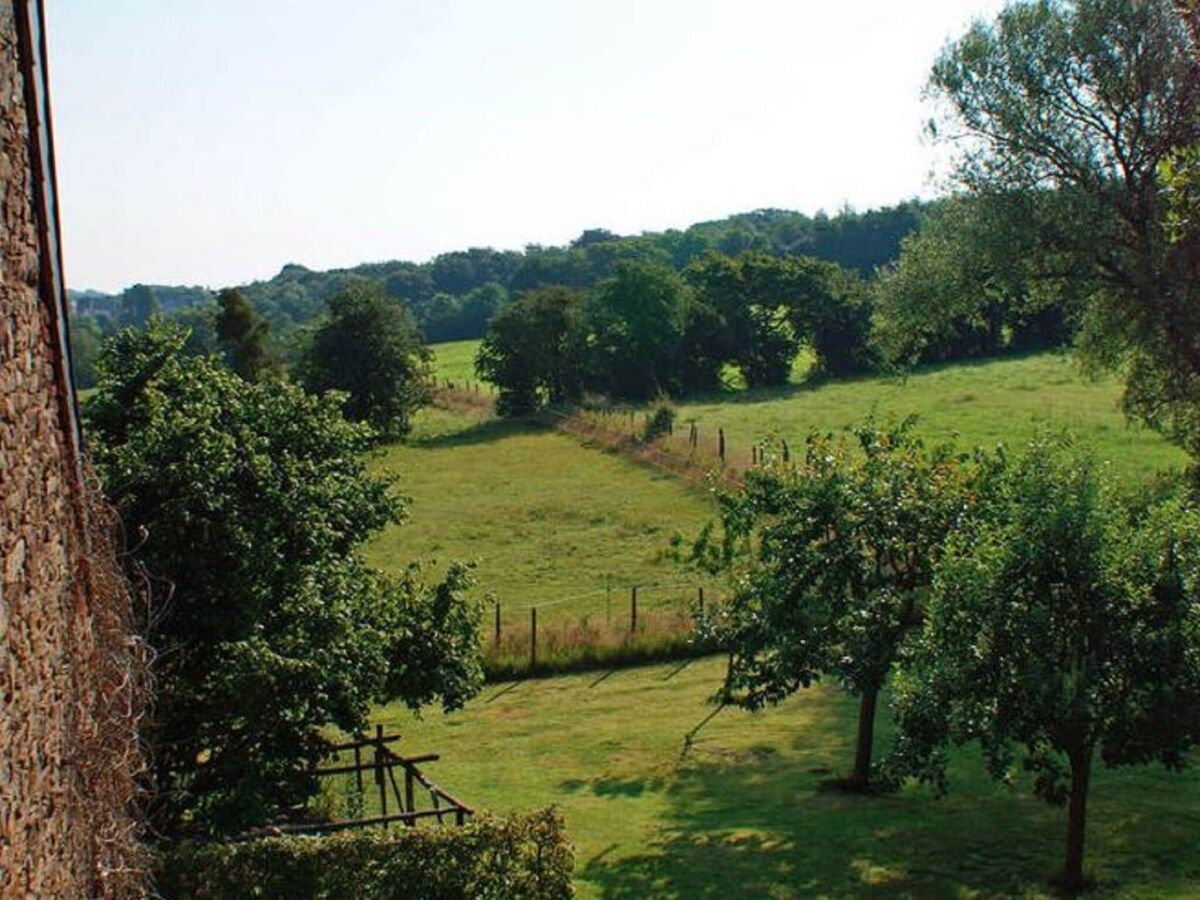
(364, 406, 715, 627)
(364, 657, 1200, 898)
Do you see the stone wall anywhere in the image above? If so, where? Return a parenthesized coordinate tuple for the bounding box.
(0, 2, 143, 895)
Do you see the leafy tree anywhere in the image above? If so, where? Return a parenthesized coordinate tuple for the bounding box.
(685, 253, 802, 388)
(299, 280, 431, 441)
(215, 287, 274, 381)
(121, 283, 159, 327)
(889, 436, 1200, 889)
(589, 262, 692, 401)
(696, 419, 997, 790)
(475, 286, 588, 416)
(927, 0, 1200, 460)
(84, 324, 484, 836)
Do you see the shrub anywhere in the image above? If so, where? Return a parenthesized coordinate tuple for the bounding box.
(640, 400, 676, 443)
(156, 809, 574, 899)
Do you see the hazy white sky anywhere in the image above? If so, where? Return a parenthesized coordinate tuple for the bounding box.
(50, 0, 1003, 293)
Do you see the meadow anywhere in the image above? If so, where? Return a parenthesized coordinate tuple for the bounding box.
(429, 341, 1185, 484)
(354, 657, 1200, 899)
(353, 344, 1200, 896)
(363, 406, 716, 629)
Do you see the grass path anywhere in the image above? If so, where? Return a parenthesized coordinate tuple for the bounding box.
(364, 407, 716, 625)
(371, 657, 1200, 898)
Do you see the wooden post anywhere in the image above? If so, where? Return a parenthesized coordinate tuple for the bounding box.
(375, 724, 388, 823)
(698, 586, 705, 614)
(782, 439, 790, 463)
(631, 586, 638, 633)
(719, 428, 726, 461)
(354, 743, 363, 793)
(606, 575, 612, 623)
(494, 601, 501, 644)
(530, 607, 537, 669)
(752, 445, 758, 465)
(405, 768, 414, 816)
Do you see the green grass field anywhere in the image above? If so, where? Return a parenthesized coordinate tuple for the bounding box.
(364, 406, 716, 627)
(431, 341, 1185, 483)
(362, 658, 1200, 898)
(674, 353, 1184, 484)
(429, 339, 489, 386)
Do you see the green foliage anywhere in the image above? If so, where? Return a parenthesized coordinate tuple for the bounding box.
(299, 280, 432, 441)
(696, 419, 1000, 788)
(589, 262, 692, 401)
(84, 324, 483, 836)
(889, 435, 1200, 887)
(68, 312, 104, 389)
(156, 809, 574, 899)
(475, 287, 588, 416)
(928, 0, 1200, 466)
(640, 400, 676, 444)
(215, 287, 275, 381)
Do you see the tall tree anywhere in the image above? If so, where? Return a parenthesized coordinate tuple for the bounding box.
(475, 286, 588, 416)
(299, 280, 432, 441)
(85, 324, 483, 836)
(890, 436, 1200, 889)
(215, 287, 274, 381)
(926, 0, 1200, 460)
(695, 420, 998, 790)
(589, 261, 691, 400)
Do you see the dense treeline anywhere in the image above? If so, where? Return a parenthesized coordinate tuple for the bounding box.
(67, 202, 925, 386)
(477, 253, 876, 413)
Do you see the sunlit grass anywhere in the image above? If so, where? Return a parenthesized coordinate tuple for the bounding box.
(370, 657, 1200, 898)
(364, 406, 716, 627)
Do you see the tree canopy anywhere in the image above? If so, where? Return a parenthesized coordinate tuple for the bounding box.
(84, 324, 483, 836)
(889, 436, 1200, 888)
(299, 280, 432, 442)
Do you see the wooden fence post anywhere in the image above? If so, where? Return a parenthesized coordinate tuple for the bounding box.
(698, 585, 705, 614)
(375, 724, 388, 823)
(631, 586, 638, 633)
(719, 428, 726, 462)
(494, 601, 501, 644)
(782, 439, 790, 463)
(530, 607, 537, 669)
(354, 743, 363, 793)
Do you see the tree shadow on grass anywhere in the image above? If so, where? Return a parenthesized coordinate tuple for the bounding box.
(579, 710, 1200, 898)
(412, 417, 547, 449)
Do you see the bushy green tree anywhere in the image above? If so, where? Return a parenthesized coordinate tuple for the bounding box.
(475, 286, 588, 416)
(684, 253, 802, 388)
(85, 324, 483, 836)
(696, 419, 998, 789)
(889, 436, 1200, 889)
(589, 261, 692, 401)
(299, 280, 431, 441)
(215, 287, 275, 381)
(927, 0, 1200, 460)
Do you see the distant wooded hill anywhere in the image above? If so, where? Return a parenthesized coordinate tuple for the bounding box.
(70, 202, 926, 344)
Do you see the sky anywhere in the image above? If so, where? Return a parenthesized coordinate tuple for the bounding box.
(50, 0, 1004, 294)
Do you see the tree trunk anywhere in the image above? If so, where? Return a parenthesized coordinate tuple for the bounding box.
(1063, 744, 1093, 891)
(850, 686, 880, 790)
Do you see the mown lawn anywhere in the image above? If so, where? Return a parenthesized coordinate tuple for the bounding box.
(367, 657, 1200, 898)
(364, 406, 716, 626)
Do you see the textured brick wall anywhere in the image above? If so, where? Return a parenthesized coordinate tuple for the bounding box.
(0, 3, 143, 896)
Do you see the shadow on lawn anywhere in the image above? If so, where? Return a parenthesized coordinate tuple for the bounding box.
(579, 722, 1200, 898)
(412, 417, 545, 449)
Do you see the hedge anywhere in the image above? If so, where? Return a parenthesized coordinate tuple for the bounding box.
(156, 808, 574, 899)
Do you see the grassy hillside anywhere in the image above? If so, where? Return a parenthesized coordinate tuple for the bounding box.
(361, 657, 1200, 898)
(431, 342, 1185, 483)
(364, 406, 715, 627)
(674, 353, 1184, 484)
